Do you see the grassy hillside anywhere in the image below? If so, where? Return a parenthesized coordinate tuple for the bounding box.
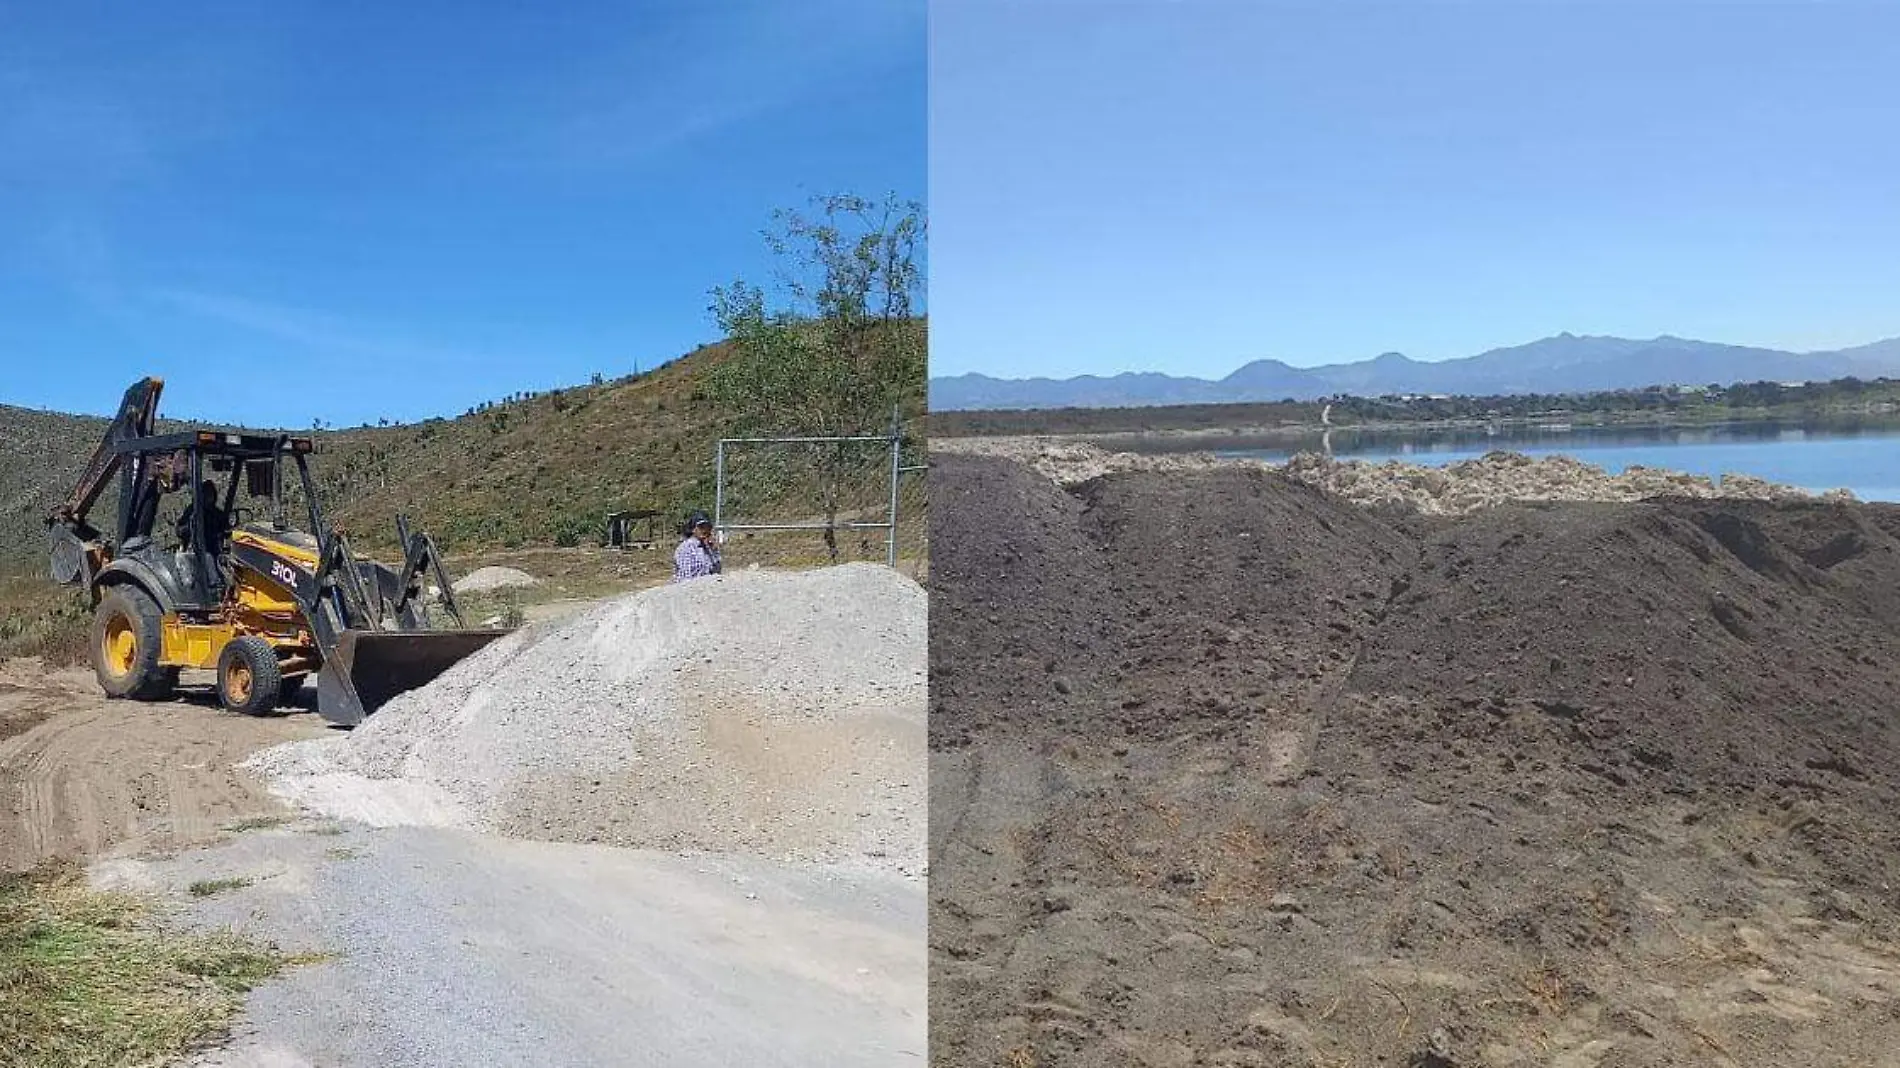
(1, 332, 926, 582)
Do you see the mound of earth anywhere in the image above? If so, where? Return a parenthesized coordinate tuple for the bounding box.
(450, 565, 540, 594)
(250, 563, 926, 876)
(930, 436, 1854, 514)
(929, 451, 1900, 1067)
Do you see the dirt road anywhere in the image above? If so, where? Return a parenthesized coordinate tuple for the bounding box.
(95, 819, 926, 1067)
(0, 659, 327, 873)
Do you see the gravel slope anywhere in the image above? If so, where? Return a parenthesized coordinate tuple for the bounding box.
(250, 564, 927, 876)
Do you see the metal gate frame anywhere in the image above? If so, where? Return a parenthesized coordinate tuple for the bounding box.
(713, 413, 910, 567)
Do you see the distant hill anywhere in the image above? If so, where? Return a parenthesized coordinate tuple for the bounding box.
(0, 333, 925, 578)
(930, 333, 1900, 410)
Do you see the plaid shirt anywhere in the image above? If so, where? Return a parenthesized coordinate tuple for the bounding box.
(672, 536, 721, 582)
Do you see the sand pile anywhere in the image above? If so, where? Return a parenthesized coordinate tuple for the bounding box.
(1283, 448, 1853, 513)
(930, 451, 1900, 1066)
(451, 565, 540, 593)
(930, 435, 1227, 485)
(250, 563, 926, 875)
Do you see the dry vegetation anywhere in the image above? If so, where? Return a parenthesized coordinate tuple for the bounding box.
(0, 861, 308, 1067)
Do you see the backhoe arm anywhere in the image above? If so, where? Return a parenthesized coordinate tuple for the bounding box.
(47, 377, 164, 586)
(50, 377, 164, 532)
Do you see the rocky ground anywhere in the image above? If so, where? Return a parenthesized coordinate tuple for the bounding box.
(928, 450, 1900, 1067)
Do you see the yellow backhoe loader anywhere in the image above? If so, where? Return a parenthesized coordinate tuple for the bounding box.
(46, 377, 506, 726)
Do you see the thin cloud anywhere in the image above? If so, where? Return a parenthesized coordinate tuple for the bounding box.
(493, 0, 922, 171)
(155, 289, 472, 366)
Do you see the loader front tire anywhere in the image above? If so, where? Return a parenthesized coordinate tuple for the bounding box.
(217, 637, 284, 717)
(92, 587, 173, 700)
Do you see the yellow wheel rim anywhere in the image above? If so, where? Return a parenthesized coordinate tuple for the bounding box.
(104, 615, 137, 676)
(228, 661, 253, 705)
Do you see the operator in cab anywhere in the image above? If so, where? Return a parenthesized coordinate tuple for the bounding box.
(177, 478, 230, 553)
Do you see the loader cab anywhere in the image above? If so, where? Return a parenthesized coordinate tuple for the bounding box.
(110, 431, 323, 613)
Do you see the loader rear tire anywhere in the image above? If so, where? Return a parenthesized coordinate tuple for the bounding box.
(92, 587, 173, 700)
(217, 636, 284, 717)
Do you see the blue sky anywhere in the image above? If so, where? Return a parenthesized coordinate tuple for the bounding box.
(930, 1, 1900, 380)
(0, 1, 924, 423)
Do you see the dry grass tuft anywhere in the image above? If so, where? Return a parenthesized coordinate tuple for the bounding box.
(0, 861, 305, 1066)
(186, 877, 254, 898)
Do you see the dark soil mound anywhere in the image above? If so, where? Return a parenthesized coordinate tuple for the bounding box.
(930, 453, 1900, 1068)
(1351, 500, 1900, 807)
(930, 455, 1413, 742)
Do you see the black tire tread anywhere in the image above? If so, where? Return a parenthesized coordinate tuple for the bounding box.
(217, 636, 284, 717)
(91, 587, 173, 701)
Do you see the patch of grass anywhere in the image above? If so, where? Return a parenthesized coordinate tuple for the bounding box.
(302, 823, 346, 837)
(322, 847, 362, 861)
(223, 815, 291, 833)
(498, 592, 527, 629)
(0, 578, 91, 667)
(0, 861, 301, 1066)
(186, 877, 254, 898)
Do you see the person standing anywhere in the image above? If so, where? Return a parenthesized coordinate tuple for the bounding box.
(672, 511, 722, 582)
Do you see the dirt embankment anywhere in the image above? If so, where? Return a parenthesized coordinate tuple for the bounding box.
(929, 451, 1900, 1067)
(932, 436, 1856, 513)
(0, 661, 325, 874)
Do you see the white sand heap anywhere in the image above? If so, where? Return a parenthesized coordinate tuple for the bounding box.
(932, 435, 1223, 485)
(1282, 450, 1855, 515)
(248, 563, 926, 875)
(451, 565, 540, 594)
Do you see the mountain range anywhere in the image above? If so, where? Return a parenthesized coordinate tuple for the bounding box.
(929, 333, 1900, 411)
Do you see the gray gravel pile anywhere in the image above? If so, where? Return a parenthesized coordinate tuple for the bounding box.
(248, 563, 926, 875)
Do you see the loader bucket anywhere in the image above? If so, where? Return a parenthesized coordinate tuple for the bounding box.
(315, 628, 510, 727)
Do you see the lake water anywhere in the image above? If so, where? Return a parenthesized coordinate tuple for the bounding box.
(1109, 421, 1900, 502)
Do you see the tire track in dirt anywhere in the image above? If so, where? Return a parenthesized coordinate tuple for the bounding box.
(0, 659, 328, 873)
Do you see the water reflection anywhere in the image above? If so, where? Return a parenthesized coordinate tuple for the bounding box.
(1097, 418, 1900, 461)
(1088, 418, 1900, 502)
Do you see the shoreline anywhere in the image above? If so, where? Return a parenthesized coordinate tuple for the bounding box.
(928, 399, 1900, 445)
(936, 407, 1900, 448)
